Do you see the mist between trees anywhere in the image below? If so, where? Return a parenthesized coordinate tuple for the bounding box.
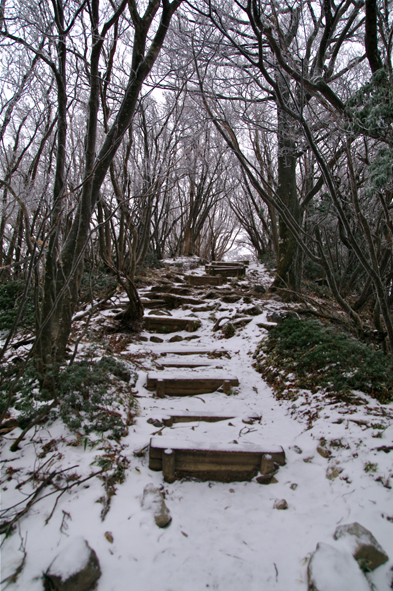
(0, 0, 392, 397)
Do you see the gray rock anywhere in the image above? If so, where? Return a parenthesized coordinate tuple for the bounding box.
(44, 538, 101, 591)
(266, 310, 300, 323)
(168, 335, 183, 343)
(333, 522, 389, 571)
(273, 498, 288, 510)
(150, 336, 164, 343)
(241, 305, 263, 316)
(142, 484, 172, 528)
(308, 542, 370, 591)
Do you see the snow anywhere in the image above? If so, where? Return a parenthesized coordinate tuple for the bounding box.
(307, 542, 371, 591)
(46, 536, 91, 579)
(1, 261, 392, 591)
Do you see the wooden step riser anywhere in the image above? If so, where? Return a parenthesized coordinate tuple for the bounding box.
(162, 415, 235, 427)
(149, 449, 285, 482)
(146, 377, 239, 396)
(144, 318, 201, 333)
(206, 268, 246, 277)
(186, 276, 226, 286)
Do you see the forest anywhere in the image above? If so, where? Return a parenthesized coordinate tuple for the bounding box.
(1, 1, 393, 589)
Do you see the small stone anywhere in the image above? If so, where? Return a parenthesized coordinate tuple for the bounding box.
(229, 488, 235, 493)
(290, 483, 298, 490)
(326, 465, 343, 480)
(139, 336, 148, 342)
(142, 484, 172, 529)
(266, 310, 299, 323)
(292, 445, 303, 454)
(150, 336, 164, 343)
(317, 446, 331, 459)
(307, 542, 371, 591)
(333, 522, 389, 571)
(168, 335, 183, 343)
(273, 499, 288, 510)
(104, 532, 113, 544)
(303, 456, 314, 463)
(256, 474, 276, 485)
(44, 538, 101, 591)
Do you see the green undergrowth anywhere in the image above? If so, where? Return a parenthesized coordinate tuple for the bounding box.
(1, 356, 137, 440)
(254, 317, 393, 404)
(0, 280, 35, 330)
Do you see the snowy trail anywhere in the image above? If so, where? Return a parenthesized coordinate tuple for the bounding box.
(1, 262, 392, 590)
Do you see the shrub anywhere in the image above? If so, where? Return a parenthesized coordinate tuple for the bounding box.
(254, 317, 393, 403)
(3, 357, 137, 440)
(0, 280, 35, 330)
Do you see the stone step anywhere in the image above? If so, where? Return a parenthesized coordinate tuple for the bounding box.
(146, 371, 239, 396)
(149, 437, 285, 482)
(144, 316, 201, 333)
(207, 261, 249, 267)
(186, 274, 226, 286)
(159, 410, 260, 427)
(205, 265, 246, 278)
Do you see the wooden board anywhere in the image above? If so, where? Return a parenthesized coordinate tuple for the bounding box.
(141, 298, 166, 309)
(155, 359, 219, 368)
(144, 345, 228, 356)
(161, 411, 236, 426)
(205, 265, 246, 278)
(159, 410, 260, 426)
(150, 293, 202, 308)
(149, 437, 285, 482)
(146, 372, 239, 395)
(186, 275, 226, 286)
(144, 316, 201, 333)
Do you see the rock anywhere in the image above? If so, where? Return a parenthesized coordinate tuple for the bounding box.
(273, 499, 288, 510)
(150, 336, 164, 343)
(184, 335, 200, 341)
(326, 465, 343, 480)
(252, 284, 266, 295)
(142, 484, 172, 528)
(139, 336, 148, 342)
(317, 445, 331, 459)
(44, 538, 101, 591)
(241, 305, 263, 316)
(256, 473, 277, 485)
(266, 310, 300, 323)
(333, 522, 389, 571)
(222, 294, 241, 303)
(290, 483, 298, 490)
(308, 542, 371, 591)
(168, 335, 183, 343)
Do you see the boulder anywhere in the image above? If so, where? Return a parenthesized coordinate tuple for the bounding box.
(44, 538, 101, 591)
(266, 310, 300, 323)
(308, 542, 370, 591)
(333, 522, 389, 571)
(142, 483, 172, 528)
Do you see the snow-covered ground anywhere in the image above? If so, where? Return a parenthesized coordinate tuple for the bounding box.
(1, 262, 392, 590)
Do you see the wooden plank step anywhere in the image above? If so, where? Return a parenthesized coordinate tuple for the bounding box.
(186, 275, 226, 286)
(156, 359, 219, 368)
(144, 316, 201, 333)
(205, 265, 246, 278)
(151, 346, 228, 356)
(148, 293, 202, 308)
(149, 437, 285, 482)
(160, 410, 260, 427)
(141, 298, 166, 309)
(146, 372, 239, 395)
